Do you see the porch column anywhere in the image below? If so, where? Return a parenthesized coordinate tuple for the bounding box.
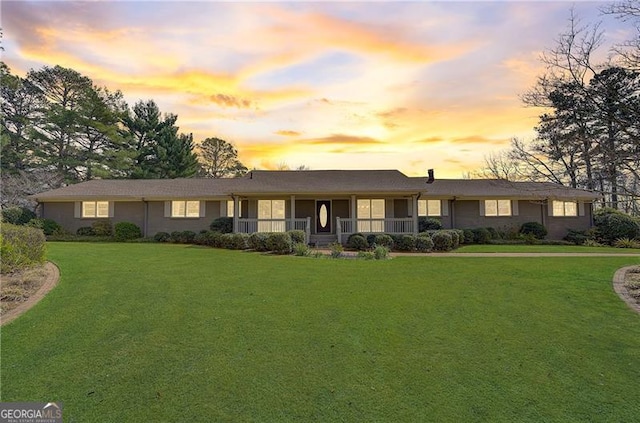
(290, 195, 296, 231)
(233, 195, 239, 233)
(350, 195, 357, 229)
(412, 194, 419, 235)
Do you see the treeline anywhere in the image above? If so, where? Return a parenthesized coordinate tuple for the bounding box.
(1, 63, 246, 207)
(473, 4, 640, 214)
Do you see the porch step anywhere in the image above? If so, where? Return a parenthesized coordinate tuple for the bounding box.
(309, 234, 338, 247)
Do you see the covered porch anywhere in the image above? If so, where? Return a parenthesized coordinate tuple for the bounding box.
(231, 194, 420, 244)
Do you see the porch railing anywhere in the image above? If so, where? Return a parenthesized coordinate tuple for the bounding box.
(336, 217, 416, 244)
(237, 217, 311, 242)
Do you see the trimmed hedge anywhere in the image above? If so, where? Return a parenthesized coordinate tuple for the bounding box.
(1, 206, 37, 225)
(432, 231, 454, 251)
(287, 230, 306, 244)
(520, 222, 548, 240)
(1, 223, 46, 273)
(27, 218, 64, 236)
(154, 232, 171, 242)
(416, 234, 434, 252)
(210, 217, 233, 234)
(266, 232, 293, 255)
(248, 232, 270, 251)
(347, 234, 368, 251)
(114, 221, 142, 241)
(418, 217, 443, 232)
(92, 220, 113, 236)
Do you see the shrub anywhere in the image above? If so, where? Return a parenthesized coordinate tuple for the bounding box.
(266, 232, 293, 254)
(221, 233, 248, 250)
(170, 231, 183, 243)
(27, 218, 64, 236)
(453, 229, 465, 245)
(210, 217, 233, 234)
(415, 234, 434, 253)
(357, 251, 375, 260)
(1, 206, 37, 225)
(76, 226, 95, 236)
(486, 227, 500, 240)
(347, 234, 368, 251)
(287, 230, 306, 244)
(366, 234, 377, 247)
(374, 234, 394, 249)
(1, 223, 46, 274)
(395, 235, 416, 252)
(92, 220, 113, 236)
(329, 242, 343, 258)
(564, 229, 588, 245)
(614, 238, 640, 249)
(248, 232, 270, 252)
(154, 232, 171, 242)
(418, 217, 443, 232)
(293, 243, 311, 257)
(520, 222, 548, 240)
(594, 209, 640, 245)
(462, 229, 475, 244)
(472, 227, 492, 244)
(373, 245, 390, 260)
(432, 231, 453, 252)
(114, 221, 142, 241)
(445, 230, 460, 249)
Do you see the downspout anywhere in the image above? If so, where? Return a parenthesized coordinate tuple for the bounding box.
(142, 198, 149, 238)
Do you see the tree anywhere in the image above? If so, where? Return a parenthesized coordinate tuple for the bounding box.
(1, 62, 40, 173)
(121, 99, 200, 179)
(153, 131, 199, 179)
(197, 137, 247, 178)
(601, 0, 640, 69)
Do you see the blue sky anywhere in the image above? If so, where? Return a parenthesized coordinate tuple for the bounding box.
(1, 1, 631, 177)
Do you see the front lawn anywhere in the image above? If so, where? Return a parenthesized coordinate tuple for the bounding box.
(457, 244, 640, 254)
(2, 243, 639, 422)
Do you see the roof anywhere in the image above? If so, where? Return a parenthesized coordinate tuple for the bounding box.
(418, 179, 601, 201)
(30, 170, 601, 201)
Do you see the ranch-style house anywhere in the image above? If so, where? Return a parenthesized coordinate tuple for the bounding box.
(31, 169, 601, 244)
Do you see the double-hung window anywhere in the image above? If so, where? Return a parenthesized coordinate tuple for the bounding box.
(82, 201, 110, 218)
(357, 199, 385, 232)
(258, 200, 285, 232)
(171, 200, 201, 218)
(484, 199, 512, 217)
(552, 201, 577, 217)
(418, 199, 442, 217)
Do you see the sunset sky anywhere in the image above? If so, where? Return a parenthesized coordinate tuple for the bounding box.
(1, 1, 630, 177)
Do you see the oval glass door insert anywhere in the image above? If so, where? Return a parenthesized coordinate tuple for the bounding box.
(319, 204, 328, 228)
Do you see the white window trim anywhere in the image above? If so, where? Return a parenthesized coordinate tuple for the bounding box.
(170, 200, 202, 218)
(483, 199, 512, 217)
(81, 201, 111, 218)
(551, 200, 578, 217)
(418, 199, 442, 217)
(257, 199, 286, 232)
(357, 199, 385, 233)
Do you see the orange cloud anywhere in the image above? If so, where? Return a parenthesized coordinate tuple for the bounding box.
(275, 130, 302, 137)
(305, 134, 382, 145)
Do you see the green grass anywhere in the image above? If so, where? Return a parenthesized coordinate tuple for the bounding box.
(457, 244, 640, 254)
(2, 243, 639, 422)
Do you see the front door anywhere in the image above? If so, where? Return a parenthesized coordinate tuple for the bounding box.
(316, 200, 331, 233)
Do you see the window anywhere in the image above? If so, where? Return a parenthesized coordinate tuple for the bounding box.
(418, 200, 441, 217)
(552, 200, 577, 217)
(357, 199, 385, 232)
(82, 201, 109, 218)
(258, 200, 285, 232)
(484, 199, 511, 217)
(171, 200, 200, 218)
(227, 200, 235, 218)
